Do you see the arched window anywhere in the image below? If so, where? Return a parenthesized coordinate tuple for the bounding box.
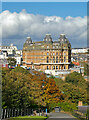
(56, 52, 58, 55)
(47, 66, 49, 70)
(53, 53, 55, 55)
(59, 66, 61, 70)
(56, 57, 58, 63)
(53, 57, 55, 63)
(64, 52, 66, 56)
(56, 66, 58, 69)
(64, 57, 66, 62)
(64, 66, 65, 69)
(47, 57, 49, 63)
(53, 66, 55, 70)
(47, 52, 49, 55)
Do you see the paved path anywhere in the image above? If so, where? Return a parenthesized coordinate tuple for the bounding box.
(47, 112, 78, 120)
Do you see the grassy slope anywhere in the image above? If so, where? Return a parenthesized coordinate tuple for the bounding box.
(9, 116, 47, 120)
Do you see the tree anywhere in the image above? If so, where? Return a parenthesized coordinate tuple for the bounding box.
(2, 67, 35, 109)
(2, 67, 64, 109)
(65, 72, 86, 85)
(55, 75, 87, 105)
(84, 63, 89, 76)
(7, 57, 16, 67)
(43, 78, 64, 109)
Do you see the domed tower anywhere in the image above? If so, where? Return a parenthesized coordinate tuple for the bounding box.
(58, 34, 68, 43)
(58, 34, 71, 69)
(25, 37, 32, 45)
(43, 34, 53, 43)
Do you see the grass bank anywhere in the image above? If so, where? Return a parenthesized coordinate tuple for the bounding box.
(9, 116, 47, 120)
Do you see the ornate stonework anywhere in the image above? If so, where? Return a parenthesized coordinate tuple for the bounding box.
(22, 34, 71, 71)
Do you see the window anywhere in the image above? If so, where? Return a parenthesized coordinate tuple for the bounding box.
(53, 46, 55, 48)
(56, 57, 58, 63)
(53, 53, 55, 55)
(64, 66, 66, 69)
(59, 66, 61, 70)
(53, 57, 55, 63)
(47, 60, 49, 63)
(64, 57, 66, 62)
(47, 52, 49, 55)
(53, 66, 55, 70)
(47, 66, 49, 70)
(56, 66, 58, 69)
(56, 52, 58, 55)
(59, 53, 61, 55)
(64, 52, 66, 56)
(47, 46, 49, 48)
(64, 46, 66, 49)
(47, 57, 49, 63)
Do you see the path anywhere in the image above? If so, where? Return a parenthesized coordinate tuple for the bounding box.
(47, 112, 78, 120)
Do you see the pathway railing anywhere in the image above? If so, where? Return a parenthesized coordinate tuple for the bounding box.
(1, 108, 45, 119)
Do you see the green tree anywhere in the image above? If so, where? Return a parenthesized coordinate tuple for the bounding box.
(55, 77, 87, 105)
(2, 67, 64, 109)
(84, 63, 89, 76)
(2, 67, 34, 109)
(7, 57, 16, 67)
(65, 72, 85, 85)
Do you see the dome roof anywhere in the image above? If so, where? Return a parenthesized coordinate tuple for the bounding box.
(43, 34, 53, 42)
(58, 34, 69, 44)
(25, 37, 32, 44)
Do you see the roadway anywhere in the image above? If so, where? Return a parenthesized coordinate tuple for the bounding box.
(47, 112, 78, 120)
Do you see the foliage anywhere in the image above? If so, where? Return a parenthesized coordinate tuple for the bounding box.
(65, 72, 86, 85)
(84, 63, 89, 76)
(2, 67, 88, 112)
(43, 78, 64, 109)
(2, 67, 63, 109)
(2, 67, 33, 109)
(7, 57, 16, 67)
(54, 73, 87, 108)
(58, 101, 77, 112)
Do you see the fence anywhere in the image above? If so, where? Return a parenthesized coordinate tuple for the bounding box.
(1, 108, 45, 119)
(72, 110, 89, 120)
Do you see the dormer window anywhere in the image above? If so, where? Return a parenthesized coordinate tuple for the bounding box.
(53, 46, 55, 48)
(47, 46, 49, 48)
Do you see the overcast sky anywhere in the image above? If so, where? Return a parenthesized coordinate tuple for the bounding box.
(0, 2, 87, 49)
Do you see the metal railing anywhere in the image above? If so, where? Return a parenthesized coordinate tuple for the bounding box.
(1, 108, 46, 119)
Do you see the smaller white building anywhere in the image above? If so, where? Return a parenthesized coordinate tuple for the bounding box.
(72, 48, 88, 54)
(14, 55, 22, 65)
(0, 44, 17, 55)
(0, 44, 22, 66)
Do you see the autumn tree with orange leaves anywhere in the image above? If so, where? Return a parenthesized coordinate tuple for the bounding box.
(43, 78, 64, 109)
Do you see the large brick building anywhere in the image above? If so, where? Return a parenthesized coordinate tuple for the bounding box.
(22, 34, 71, 72)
